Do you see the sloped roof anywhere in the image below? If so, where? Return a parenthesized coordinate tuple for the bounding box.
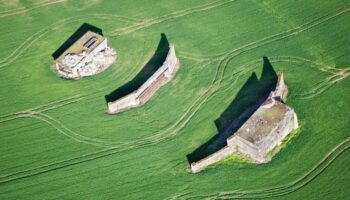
(230, 99, 288, 143)
(55, 31, 104, 64)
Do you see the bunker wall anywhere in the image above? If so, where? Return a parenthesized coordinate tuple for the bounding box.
(91, 38, 107, 56)
(229, 136, 263, 162)
(107, 93, 139, 114)
(107, 45, 179, 114)
(273, 72, 289, 102)
(190, 146, 236, 173)
(135, 66, 168, 97)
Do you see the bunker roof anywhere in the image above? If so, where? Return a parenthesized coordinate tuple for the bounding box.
(55, 31, 105, 63)
(230, 99, 288, 144)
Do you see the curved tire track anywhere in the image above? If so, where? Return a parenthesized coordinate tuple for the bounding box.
(171, 139, 350, 199)
(0, 95, 83, 124)
(0, 0, 65, 18)
(110, 0, 237, 36)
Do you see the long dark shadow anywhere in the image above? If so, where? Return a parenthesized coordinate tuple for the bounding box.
(105, 33, 169, 103)
(187, 57, 278, 163)
(51, 23, 103, 60)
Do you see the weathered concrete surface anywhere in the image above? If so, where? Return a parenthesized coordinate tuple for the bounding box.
(190, 72, 299, 173)
(270, 72, 288, 102)
(54, 31, 117, 80)
(228, 100, 298, 163)
(107, 45, 179, 114)
(191, 146, 236, 173)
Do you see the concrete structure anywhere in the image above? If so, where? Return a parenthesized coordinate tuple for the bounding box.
(107, 45, 179, 114)
(54, 31, 116, 79)
(270, 72, 288, 102)
(190, 72, 298, 173)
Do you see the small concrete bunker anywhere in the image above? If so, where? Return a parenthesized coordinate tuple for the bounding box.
(190, 72, 299, 173)
(54, 31, 116, 79)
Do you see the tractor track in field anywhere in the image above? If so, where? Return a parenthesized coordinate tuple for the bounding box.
(0, 0, 65, 19)
(0, 95, 83, 124)
(206, 2, 350, 82)
(295, 69, 350, 99)
(213, 3, 350, 60)
(109, 0, 237, 36)
(1, 3, 350, 185)
(262, 57, 349, 100)
(214, 56, 349, 100)
(174, 2, 350, 65)
(169, 138, 350, 199)
(267, 56, 344, 74)
(28, 112, 115, 147)
(184, 2, 350, 107)
(267, 57, 349, 100)
(0, 143, 146, 185)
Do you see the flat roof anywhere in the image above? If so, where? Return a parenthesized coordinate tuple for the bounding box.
(231, 99, 288, 144)
(55, 31, 104, 63)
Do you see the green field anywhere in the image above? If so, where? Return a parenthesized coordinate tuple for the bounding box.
(0, 0, 349, 199)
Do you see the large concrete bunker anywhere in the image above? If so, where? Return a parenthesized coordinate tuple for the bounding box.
(190, 72, 299, 173)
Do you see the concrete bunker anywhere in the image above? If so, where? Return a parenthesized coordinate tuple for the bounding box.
(106, 36, 179, 114)
(189, 64, 298, 173)
(52, 23, 116, 80)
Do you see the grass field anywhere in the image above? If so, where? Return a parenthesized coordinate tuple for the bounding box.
(0, 0, 349, 199)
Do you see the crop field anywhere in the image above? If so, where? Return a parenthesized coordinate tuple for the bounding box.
(0, 0, 349, 199)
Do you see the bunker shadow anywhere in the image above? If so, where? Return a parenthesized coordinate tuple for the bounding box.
(105, 33, 169, 103)
(187, 57, 278, 163)
(51, 23, 103, 60)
